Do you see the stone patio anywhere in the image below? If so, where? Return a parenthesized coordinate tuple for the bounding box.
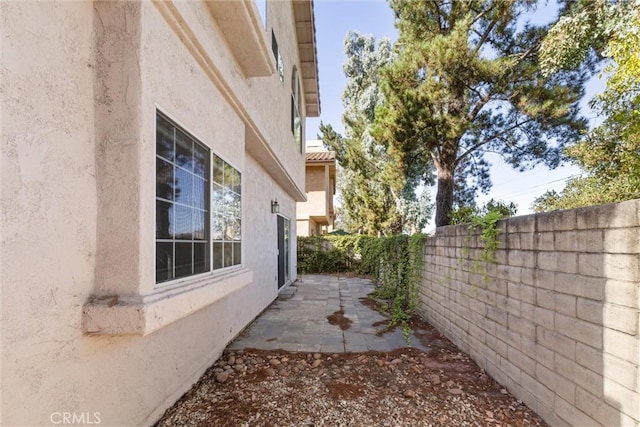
(228, 274, 430, 353)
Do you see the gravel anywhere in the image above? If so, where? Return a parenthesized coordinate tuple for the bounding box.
(155, 319, 548, 427)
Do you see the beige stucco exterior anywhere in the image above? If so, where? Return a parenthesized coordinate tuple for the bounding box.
(1, 1, 319, 425)
(296, 151, 336, 236)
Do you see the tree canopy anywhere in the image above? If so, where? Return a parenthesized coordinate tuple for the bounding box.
(320, 31, 433, 235)
(374, 0, 588, 226)
(534, 1, 640, 212)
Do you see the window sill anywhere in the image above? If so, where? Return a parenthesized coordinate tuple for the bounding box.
(82, 268, 253, 336)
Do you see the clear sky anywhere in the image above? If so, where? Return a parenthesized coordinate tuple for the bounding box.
(306, 0, 605, 226)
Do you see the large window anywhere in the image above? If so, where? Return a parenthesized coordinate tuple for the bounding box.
(211, 154, 242, 270)
(156, 112, 242, 285)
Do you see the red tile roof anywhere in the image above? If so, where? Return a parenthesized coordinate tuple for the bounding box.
(305, 151, 335, 162)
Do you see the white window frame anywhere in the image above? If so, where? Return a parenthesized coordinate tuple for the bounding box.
(83, 107, 250, 336)
(155, 111, 211, 285)
(211, 153, 243, 271)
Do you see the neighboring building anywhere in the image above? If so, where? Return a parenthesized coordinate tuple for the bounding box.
(1, 1, 319, 425)
(297, 142, 336, 236)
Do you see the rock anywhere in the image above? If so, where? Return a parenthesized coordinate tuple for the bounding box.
(313, 353, 322, 360)
(233, 364, 244, 372)
(269, 359, 281, 366)
(265, 368, 276, 376)
(390, 358, 402, 365)
(376, 360, 385, 367)
(235, 357, 244, 365)
(403, 389, 416, 398)
(213, 368, 223, 374)
(429, 374, 441, 385)
(447, 388, 463, 395)
(312, 359, 322, 368)
(390, 385, 399, 392)
(278, 369, 290, 377)
(214, 372, 229, 383)
(227, 356, 236, 365)
(281, 357, 289, 363)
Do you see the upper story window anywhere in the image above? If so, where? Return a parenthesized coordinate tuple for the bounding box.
(255, 0, 267, 29)
(291, 66, 302, 151)
(271, 30, 284, 82)
(155, 111, 242, 285)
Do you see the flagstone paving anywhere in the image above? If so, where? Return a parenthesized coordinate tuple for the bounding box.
(228, 274, 431, 353)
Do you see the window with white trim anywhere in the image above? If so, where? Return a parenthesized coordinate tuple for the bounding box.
(155, 112, 242, 284)
(211, 154, 242, 269)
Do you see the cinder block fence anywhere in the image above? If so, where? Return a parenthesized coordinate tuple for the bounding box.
(418, 199, 639, 426)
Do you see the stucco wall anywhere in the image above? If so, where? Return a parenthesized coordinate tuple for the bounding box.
(306, 165, 327, 191)
(1, 1, 304, 425)
(297, 165, 330, 224)
(418, 199, 640, 426)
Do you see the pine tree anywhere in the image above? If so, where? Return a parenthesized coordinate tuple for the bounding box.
(375, 0, 588, 226)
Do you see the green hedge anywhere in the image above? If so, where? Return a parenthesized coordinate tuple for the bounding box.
(297, 235, 374, 274)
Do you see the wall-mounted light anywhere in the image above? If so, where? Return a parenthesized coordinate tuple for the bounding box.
(271, 199, 280, 214)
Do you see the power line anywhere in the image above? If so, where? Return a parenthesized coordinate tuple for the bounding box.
(488, 173, 584, 200)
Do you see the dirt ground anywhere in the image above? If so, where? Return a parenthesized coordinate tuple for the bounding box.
(155, 298, 547, 427)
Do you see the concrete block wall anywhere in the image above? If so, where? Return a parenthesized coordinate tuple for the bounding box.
(418, 199, 640, 426)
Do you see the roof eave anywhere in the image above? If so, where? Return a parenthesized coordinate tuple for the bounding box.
(293, 0, 321, 117)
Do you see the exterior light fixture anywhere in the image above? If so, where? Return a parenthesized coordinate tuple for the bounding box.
(271, 199, 280, 214)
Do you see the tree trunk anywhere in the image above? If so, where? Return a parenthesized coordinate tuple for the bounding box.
(435, 166, 455, 227)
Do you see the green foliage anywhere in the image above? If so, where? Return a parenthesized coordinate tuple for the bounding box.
(374, 0, 588, 226)
(450, 199, 517, 225)
(539, 0, 609, 76)
(451, 204, 507, 282)
(297, 233, 427, 342)
(297, 235, 374, 274)
(320, 31, 434, 236)
(539, 0, 637, 76)
(363, 233, 426, 342)
(535, 7, 640, 212)
(470, 210, 502, 265)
